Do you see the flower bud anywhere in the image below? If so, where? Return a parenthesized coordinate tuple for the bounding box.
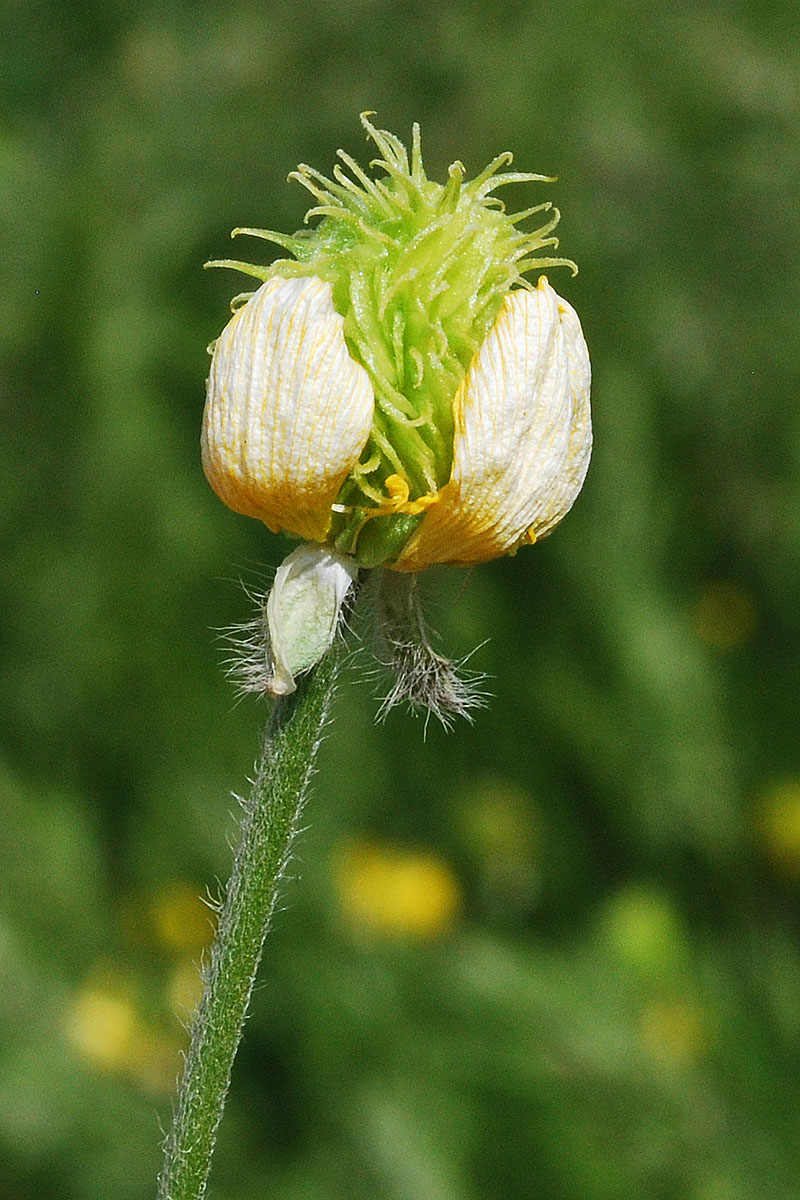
(265, 544, 358, 695)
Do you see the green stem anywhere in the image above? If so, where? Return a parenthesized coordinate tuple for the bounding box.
(157, 644, 341, 1200)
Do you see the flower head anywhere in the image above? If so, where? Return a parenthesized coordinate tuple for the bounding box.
(202, 114, 591, 571)
(203, 116, 591, 701)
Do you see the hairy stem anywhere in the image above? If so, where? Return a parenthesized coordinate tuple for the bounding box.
(157, 644, 341, 1200)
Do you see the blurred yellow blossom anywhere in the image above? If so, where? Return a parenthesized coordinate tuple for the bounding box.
(64, 977, 180, 1094)
(334, 840, 461, 939)
(458, 775, 538, 859)
(149, 882, 216, 953)
(692, 1176, 741, 1200)
(66, 983, 140, 1072)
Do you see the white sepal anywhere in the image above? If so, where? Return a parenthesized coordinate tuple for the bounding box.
(266, 544, 358, 695)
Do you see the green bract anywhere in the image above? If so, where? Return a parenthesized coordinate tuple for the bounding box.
(209, 113, 575, 567)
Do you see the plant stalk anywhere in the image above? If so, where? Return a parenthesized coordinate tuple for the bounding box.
(157, 644, 340, 1200)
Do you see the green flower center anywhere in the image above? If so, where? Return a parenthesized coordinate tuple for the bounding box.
(209, 114, 575, 566)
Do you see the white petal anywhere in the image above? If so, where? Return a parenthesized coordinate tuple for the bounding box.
(266, 544, 358, 695)
(396, 277, 591, 569)
(202, 275, 374, 542)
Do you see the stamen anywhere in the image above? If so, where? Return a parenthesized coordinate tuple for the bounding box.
(358, 474, 440, 521)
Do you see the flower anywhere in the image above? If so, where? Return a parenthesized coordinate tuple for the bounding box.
(202, 115, 591, 699)
(202, 114, 591, 572)
(334, 839, 462, 939)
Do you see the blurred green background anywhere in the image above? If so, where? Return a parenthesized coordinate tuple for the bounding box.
(2, 0, 800, 1196)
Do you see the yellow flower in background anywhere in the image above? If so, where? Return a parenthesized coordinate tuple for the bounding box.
(149, 881, 217, 953)
(66, 984, 140, 1073)
(168, 959, 206, 1019)
(65, 976, 181, 1095)
(335, 840, 461, 939)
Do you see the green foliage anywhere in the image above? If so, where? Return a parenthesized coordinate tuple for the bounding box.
(2, 0, 800, 1197)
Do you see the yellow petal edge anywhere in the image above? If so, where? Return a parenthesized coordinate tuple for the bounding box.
(395, 277, 591, 571)
(202, 276, 375, 543)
